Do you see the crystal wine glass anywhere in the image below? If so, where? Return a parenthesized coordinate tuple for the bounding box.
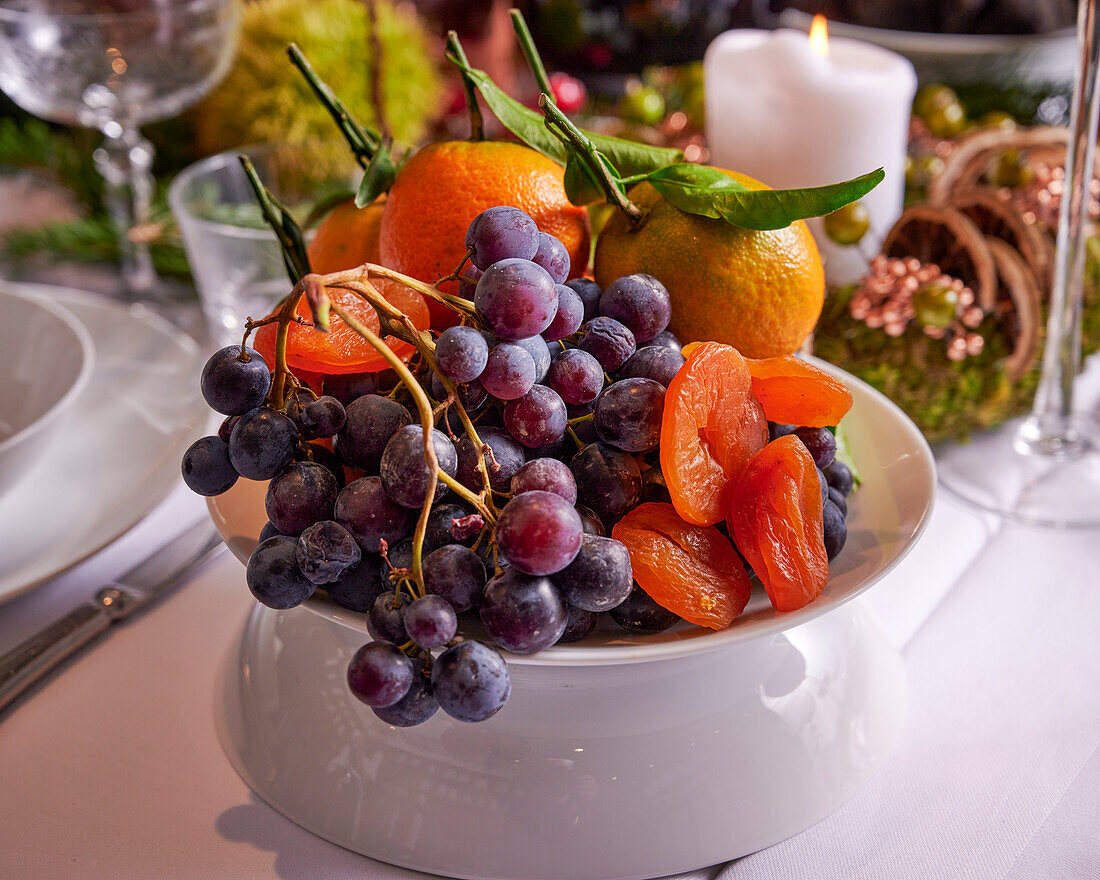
(0, 0, 238, 295)
(935, 0, 1100, 527)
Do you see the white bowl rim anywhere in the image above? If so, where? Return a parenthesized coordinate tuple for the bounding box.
(0, 290, 94, 460)
(213, 357, 937, 667)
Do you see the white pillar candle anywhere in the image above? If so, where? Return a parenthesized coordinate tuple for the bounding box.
(704, 25, 917, 287)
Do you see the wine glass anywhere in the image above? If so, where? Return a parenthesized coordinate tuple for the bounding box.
(0, 0, 238, 295)
(935, 0, 1100, 527)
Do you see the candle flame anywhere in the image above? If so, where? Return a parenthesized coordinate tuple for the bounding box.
(809, 15, 829, 58)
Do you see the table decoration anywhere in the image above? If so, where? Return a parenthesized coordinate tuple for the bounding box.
(704, 19, 917, 286)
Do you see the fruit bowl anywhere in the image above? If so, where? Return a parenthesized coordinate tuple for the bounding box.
(209, 357, 933, 880)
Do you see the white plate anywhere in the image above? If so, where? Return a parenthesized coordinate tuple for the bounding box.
(0, 283, 207, 603)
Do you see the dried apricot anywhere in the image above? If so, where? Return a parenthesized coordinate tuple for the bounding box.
(254, 285, 429, 375)
(727, 435, 829, 612)
(744, 355, 853, 428)
(613, 502, 751, 630)
(660, 341, 768, 526)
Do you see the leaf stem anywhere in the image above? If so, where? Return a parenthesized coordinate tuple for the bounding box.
(538, 95, 644, 225)
(510, 8, 553, 100)
(445, 32, 484, 142)
(287, 43, 381, 166)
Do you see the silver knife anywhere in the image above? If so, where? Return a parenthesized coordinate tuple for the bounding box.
(0, 520, 226, 714)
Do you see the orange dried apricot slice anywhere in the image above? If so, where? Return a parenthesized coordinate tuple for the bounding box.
(612, 502, 752, 630)
(727, 435, 829, 612)
(660, 341, 768, 526)
(254, 286, 429, 376)
(744, 355, 852, 428)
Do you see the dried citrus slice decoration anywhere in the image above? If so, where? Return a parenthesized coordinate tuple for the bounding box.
(727, 435, 829, 613)
(743, 355, 853, 429)
(660, 341, 768, 526)
(612, 502, 752, 630)
(254, 285, 430, 376)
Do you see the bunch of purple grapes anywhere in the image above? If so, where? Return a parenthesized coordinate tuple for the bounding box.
(180, 204, 852, 729)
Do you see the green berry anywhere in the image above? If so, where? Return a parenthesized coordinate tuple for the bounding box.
(906, 154, 946, 189)
(620, 85, 666, 126)
(914, 283, 958, 329)
(924, 101, 968, 138)
(985, 148, 1034, 189)
(824, 201, 871, 246)
(914, 84, 959, 120)
(980, 111, 1017, 132)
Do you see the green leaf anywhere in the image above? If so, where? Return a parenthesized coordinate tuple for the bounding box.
(649, 167, 886, 231)
(446, 55, 681, 176)
(563, 151, 620, 206)
(644, 163, 747, 218)
(355, 145, 396, 208)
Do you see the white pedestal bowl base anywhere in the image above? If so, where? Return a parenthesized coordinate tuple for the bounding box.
(216, 599, 906, 880)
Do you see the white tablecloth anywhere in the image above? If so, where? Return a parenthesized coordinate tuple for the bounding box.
(1, 474, 1097, 879)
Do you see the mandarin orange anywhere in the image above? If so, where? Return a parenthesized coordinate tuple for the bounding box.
(307, 196, 385, 275)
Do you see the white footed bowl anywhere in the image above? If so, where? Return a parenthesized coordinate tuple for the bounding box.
(210, 360, 934, 880)
(0, 291, 93, 496)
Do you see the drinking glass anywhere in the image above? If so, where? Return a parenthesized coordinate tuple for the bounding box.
(0, 0, 239, 294)
(935, 0, 1100, 527)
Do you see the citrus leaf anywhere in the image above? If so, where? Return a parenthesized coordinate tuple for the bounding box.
(650, 167, 886, 231)
(563, 151, 621, 206)
(355, 145, 396, 208)
(644, 164, 747, 218)
(446, 54, 681, 176)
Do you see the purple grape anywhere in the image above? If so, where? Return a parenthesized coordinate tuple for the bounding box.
(616, 345, 684, 387)
(458, 263, 482, 300)
(816, 467, 829, 506)
(430, 372, 489, 414)
(514, 335, 552, 382)
(503, 385, 568, 448)
(435, 325, 489, 383)
(794, 426, 837, 469)
(335, 476, 410, 554)
(404, 595, 458, 650)
(648, 330, 682, 354)
(258, 520, 283, 542)
(828, 486, 848, 517)
(323, 371, 381, 406)
(544, 285, 584, 341)
(217, 416, 238, 442)
(294, 395, 346, 439)
(481, 342, 536, 400)
(181, 435, 238, 496)
(367, 591, 409, 642)
(296, 520, 361, 585)
(578, 316, 636, 371)
(640, 465, 671, 504)
(609, 586, 679, 634)
(432, 641, 511, 722)
(466, 206, 539, 270)
(200, 345, 270, 416)
(454, 426, 525, 494)
(546, 348, 604, 405)
(566, 278, 602, 322)
(823, 500, 847, 560)
(229, 407, 298, 480)
(325, 560, 385, 612)
(480, 568, 567, 653)
(553, 534, 632, 612)
(570, 443, 642, 523)
(599, 274, 671, 343)
(424, 503, 476, 551)
(511, 458, 577, 505)
(769, 421, 798, 442)
(246, 536, 316, 609)
(496, 491, 583, 576)
(300, 442, 346, 489)
(380, 425, 458, 509)
(347, 641, 414, 708)
(423, 543, 487, 612)
(372, 668, 439, 727)
(474, 258, 559, 341)
(557, 604, 598, 643)
(265, 461, 339, 535)
(567, 402, 599, 443)
(379, 538, 414, 583)
(576, 505, 605, 536)
(532, 231, 570, 283)
(593, 378, 665, 453)
(337, 394, 412, 472)
(823, 460, 854, 496)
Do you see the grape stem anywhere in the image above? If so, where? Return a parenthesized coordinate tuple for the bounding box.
(538, 95, 644, 226)
(445, 32, 484, 142)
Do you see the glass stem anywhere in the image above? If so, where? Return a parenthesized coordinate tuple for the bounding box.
(1017, 0, 1100, 458)
(93, 125, 156, 295)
